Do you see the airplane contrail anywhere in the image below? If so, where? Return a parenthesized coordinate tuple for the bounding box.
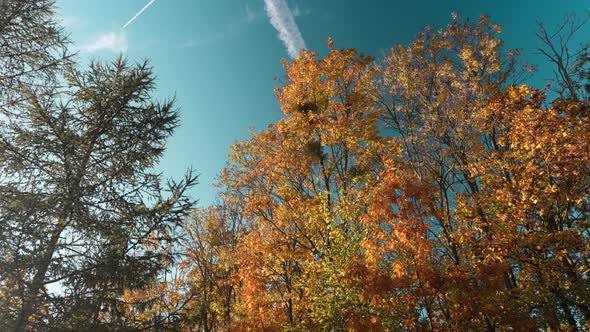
(122, 0, 156, 29)
(264, 0, 306, 58)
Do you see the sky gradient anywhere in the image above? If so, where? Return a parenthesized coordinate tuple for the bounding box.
(56, 0, 589, 205)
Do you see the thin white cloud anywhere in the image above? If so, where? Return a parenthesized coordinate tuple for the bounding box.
(292, 3, 311, 17)
(59, 15, 81, 28)
(264, 0, 306, 58)
(123, 0, 157, 29)
(245, 4, 256, 23)
(81, 31, 127, 53)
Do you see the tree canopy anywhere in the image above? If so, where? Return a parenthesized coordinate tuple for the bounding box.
(0, 1, 197, 331)
(1, 1, 589, 331)
(138, 14, 590, 332)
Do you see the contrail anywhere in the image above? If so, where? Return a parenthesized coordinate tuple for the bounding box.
(122, 0, 156, 29)
(264, 0, 306, 58)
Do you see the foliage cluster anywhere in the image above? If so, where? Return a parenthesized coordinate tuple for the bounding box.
(136, 14, 590, 332)
(1, 1, 590, 331)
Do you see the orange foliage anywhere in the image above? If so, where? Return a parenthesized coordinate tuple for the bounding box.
(126, 15, 590, 332)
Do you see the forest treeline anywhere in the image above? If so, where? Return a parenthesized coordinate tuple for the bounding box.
(1, 1, 590, 331)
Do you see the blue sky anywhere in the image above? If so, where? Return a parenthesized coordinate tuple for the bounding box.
(56, 0, 589, 205)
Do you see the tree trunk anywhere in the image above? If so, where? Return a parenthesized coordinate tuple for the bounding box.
(14, 228, 62, 332)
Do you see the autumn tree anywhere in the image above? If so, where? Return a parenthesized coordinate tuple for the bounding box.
(375, 13, 590, 331)
(536, 12, 590, 102)
(113, 12, 590, 332)
(122, 199, 244, 331)
(212, 40, 400, 331)
(170, 199, 246, 331)
(373, 14, 529, 330)
(180, 199, 244, 331)
(471, 85, 590, 330)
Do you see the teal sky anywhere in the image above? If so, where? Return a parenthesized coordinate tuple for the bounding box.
(56, 0, 589, 206)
